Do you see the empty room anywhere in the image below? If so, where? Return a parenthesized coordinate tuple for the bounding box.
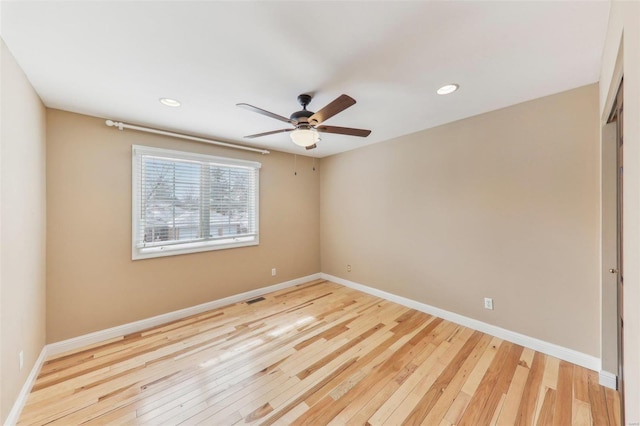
(0, 1, 638, 425)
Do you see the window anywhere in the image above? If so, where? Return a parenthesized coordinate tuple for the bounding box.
(132, 145, 260, 259)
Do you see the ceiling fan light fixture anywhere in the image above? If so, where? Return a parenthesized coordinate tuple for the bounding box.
(290, 128, 320, 147)
(436, 84, 459, 95)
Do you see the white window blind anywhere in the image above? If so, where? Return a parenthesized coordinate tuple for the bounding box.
(132, 145, 260, 259)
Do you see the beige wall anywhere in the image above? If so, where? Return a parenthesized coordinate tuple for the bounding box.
(320, 84, 600, 357)
(0, 39, 47, 423)
(600, 0, 640, 421)
(46, 110, 320, 342)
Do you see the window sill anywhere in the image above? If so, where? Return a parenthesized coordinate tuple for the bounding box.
(132, 236, 258, 260)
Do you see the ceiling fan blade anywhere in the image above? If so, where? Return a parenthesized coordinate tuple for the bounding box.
(237, 103, 295, 124)
(244, 128, 293, 138)
(308, 94, 356, 125)
(316, 125, 371, 137)
(305, 144, 317, 150)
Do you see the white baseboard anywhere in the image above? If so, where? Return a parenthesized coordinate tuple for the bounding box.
(4, 346, 49, 426)
(321, 273, 601, 372)
(47, 273, 321, 357)
(599, 370, 617, 390)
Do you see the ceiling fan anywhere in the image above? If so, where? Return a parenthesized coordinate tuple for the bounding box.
(237, 94, 371, 150)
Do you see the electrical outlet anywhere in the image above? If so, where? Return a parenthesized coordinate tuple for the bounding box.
(347, 264, 352, 272)
(19, 351, 24, 371)
(484, 298, 494, 310)
(271, 268, 276, 277)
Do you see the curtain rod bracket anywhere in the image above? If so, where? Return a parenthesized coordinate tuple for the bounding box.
(105, 120, 124, 130)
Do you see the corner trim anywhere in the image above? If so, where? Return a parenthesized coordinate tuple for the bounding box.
(4, 346, 48, 426)
(321, 273, 601, 372)
(599, 370, 617, 390)
(47, 273, 321, 357)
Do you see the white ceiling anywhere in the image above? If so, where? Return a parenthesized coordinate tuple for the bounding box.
(1, 1, 610, 158)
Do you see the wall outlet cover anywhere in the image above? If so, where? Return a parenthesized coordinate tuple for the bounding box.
(484, 298, 494, 310)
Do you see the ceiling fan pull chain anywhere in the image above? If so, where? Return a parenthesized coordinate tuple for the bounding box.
(312, 158, 316, 172)
(293, 154, 297, 176)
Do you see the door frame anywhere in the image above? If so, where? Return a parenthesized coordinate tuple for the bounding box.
(600, 36, 624, 423)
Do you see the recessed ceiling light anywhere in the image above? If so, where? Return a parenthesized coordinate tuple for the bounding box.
(437, 84, 459, 95)
(159, 98, 181, 107)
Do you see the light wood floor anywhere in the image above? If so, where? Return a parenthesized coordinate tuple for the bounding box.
(19, 280, 619, 425)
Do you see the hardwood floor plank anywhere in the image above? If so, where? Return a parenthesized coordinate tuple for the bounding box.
(442, 391, 472, 426)
(296, 322, 385, 380)
(491, 392, 507, 425)
(138, 365, 290, 423)
(478, 343, 524, 425)
(17, 281, 619, 426)
(542, 356, 560, 391)
(338, 361, 417, 425)
(458, 341, 517, 426)
(40, 319, 310, 424)
(33, 290, 376, 416)
(573, 399, 592, 426)
(53, 345, 296, 425)
(515, 351, 546, 426)
(297, 324, 468, 425)
(605, 387, 618, 425)
(420, 333, 493, 426)
(378, 328, 473, 425)
(28, 312, 340, 420)
(496, 363, 530, 425)
(552, 360, 573, 425)
(31, 298, 327, 406)
(403, 331, 485, 425)
(256, 358, 358, 426)
(573, 364, 591, 403)
(612, 389, 621, 426)
(366, 323, 458, 425)
(536, 388, 556, 426)
(329, 324, 456, 425)
(272, 402, 308, 426)
(588, 371, 611, 425)
(300, 317, 445, 410)
(256, 326, 395, 422)
(460, 336, 502, 397)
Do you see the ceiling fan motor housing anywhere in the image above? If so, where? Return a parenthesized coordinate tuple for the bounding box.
(290, 109, 313, 125)
(291, 94, 314, 125)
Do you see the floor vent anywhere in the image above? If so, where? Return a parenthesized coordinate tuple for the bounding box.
(246, 296, 266, 305)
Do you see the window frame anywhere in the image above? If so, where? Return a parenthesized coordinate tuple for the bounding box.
(132, 145, 261, 260)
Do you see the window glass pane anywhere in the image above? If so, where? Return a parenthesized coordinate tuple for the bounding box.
(210, 166, 253, 237)
(133, 145, 260, 259)
(142, 157, 201, 244)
